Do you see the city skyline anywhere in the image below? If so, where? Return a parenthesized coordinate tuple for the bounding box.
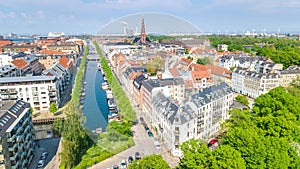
(0, 0, 300, 35)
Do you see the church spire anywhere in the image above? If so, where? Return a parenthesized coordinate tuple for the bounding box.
(140, 16, 146, 44)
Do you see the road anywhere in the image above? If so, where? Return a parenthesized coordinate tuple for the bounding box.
(89, 122, 159, 169)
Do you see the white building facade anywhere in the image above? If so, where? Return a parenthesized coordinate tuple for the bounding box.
(0, 76, 61, 111)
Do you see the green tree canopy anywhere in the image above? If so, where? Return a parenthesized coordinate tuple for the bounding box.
(49, 102, 58, 113)
(129, 154, 170, 169)
(212, 145, 246, 169)
(235, 95, 249, 106)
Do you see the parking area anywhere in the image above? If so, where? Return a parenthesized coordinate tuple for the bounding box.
(28, 137, 61, 169)
(89, 120, 160, 169)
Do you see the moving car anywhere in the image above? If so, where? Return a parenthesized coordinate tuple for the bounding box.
(113, 165, 119, 169)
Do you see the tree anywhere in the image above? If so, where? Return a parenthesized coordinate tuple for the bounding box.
(129, 154, 170, 169)
(30, 106, 34, 114)
(49, 102, 58, 113)
(179, 139, 216, 169)
(212, 145, 246, 169)
(185, 48, 189, 54)
(235, 95, 249, 106)
(196, 58, 207, 65)
(54, 103, 92, 168)
(187, 56, 193, 60)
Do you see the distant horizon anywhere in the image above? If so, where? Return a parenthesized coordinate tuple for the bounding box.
(1, 1, 300, 35)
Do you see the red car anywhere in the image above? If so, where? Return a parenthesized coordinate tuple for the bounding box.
(209, 138, 218, 145)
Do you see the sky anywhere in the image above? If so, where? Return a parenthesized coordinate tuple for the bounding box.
(0, 0, 300, 35)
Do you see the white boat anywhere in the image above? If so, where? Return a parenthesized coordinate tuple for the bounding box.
(108, 99, 117, 110)
(101, 82, 109, 90)
(106, 90, 114, 99)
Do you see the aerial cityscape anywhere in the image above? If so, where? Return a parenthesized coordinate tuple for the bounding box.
(0, 0, 300, 169)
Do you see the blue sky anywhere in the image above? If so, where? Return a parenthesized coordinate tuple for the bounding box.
(0, 0, 300, 35)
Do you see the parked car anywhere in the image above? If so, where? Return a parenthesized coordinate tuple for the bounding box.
(128, 156, 133, 163)
(135, 152, 141, 160)
(37, 160, 45, 168)
(139, 117, 144, 123)
(208, 138, 218, 147)
(147, 131, 154, 137)
(41, 152, 48, 160)
(113, 165, 119, 169)
(143, 124, 149, 131)
(154, 140, 161, 150)
(120, 159, 127, 169)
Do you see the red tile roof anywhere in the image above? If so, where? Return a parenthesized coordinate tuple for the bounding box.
(169, 68, 181, 77)
(189, 63, 206, 71)
(204, 64, 232, 78)
(191, 70, 210, 83)
(11, 59, 28, 69)
(59, 56, 73, 69)
(179, 58, 193, 66)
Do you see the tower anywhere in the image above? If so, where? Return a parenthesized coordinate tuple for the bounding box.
(140, 16, 146, 44)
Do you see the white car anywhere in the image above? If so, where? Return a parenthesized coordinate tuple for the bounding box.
(154, 140, 161, 150)
(37, 160, 45, 168)
(120, 159, 127, 169)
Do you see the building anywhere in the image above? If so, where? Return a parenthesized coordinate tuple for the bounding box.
(151, 82, 233, 157)
(0, 65, 19, 77)
(11, 58, 30, 76)
(0, 100, 35, 169)
(217, 44, 228, 52)
(279, 66, 300, 87)
(232, 67, 280, 98)
(191, 82, 233, 139)
(42, 62, 70, 99)
(152, 92, 197, 157)
(204, 64, 232, 86)
(140, 78, 185, 123)
(1, 45, 40, 53)
(0, 75, 61, 111)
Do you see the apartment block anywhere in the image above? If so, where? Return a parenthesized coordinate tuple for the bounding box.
(0, 100, 35, 169)
(232, 67, 280, 98)
(191, 82, 233, 139)
(140, 78, 185, 123)
(0, 75, 61, 111)
(152, 92, 197, 157)
(279, 66, 300, 87)
(151, 82, 233, 157)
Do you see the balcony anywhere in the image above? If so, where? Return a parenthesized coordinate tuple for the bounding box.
(10, 161, 21, 169)
(50, 97, 57, 101)
(174, 130, 180, 135)
(49, 91, 57, 96)
(10, 151, 20, 161)
(48, 87, 56, 92)
(8, 143, 18, 152)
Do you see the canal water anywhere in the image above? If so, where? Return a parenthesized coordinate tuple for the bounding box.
(82, 61, 109, 131)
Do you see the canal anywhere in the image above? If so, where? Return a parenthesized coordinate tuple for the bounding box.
(82, 61, 109, 131)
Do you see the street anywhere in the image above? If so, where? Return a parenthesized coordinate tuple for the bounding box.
(89, 121, 159, 169)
